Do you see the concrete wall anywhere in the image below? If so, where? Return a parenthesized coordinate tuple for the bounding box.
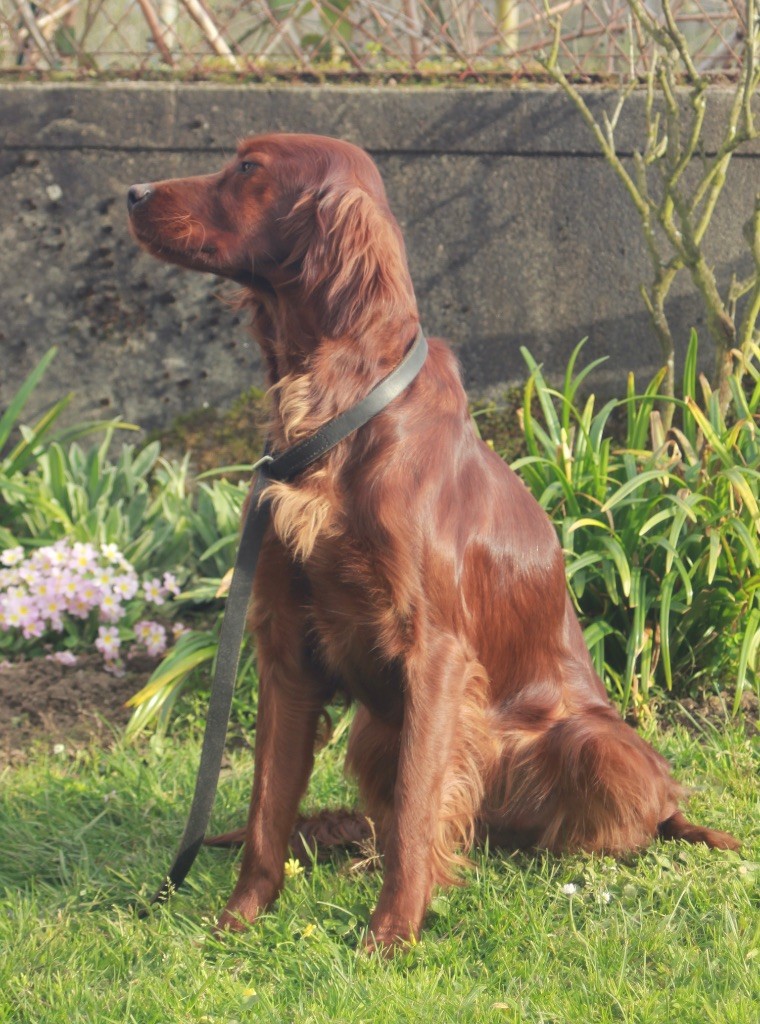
(1, 83, 758, 434)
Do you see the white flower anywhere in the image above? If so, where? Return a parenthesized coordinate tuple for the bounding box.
(1, 546, 24, 567)
(100, 543, 122, 563)
(562, 883, 578, 895)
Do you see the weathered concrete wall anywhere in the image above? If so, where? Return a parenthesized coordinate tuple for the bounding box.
(1, 83, 758, 434)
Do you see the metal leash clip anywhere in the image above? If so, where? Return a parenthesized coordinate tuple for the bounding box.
(251, 453, 274, 473)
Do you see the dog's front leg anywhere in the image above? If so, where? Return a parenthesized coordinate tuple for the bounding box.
(366, 634, 472, 951)
(216, 650, 323, 933)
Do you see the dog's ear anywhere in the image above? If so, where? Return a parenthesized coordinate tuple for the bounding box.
(285, 181, 413, 337)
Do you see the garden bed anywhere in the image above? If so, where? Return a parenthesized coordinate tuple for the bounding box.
(1, 650, 757, 770)
(0, 653, 157, 765)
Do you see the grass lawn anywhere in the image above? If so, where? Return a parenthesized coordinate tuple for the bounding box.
(1, 713, 758, 1024)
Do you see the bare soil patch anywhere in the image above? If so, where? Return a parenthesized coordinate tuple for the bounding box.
(668, 690, 759, 738)
(0, 653, 156, 765)
(1, 650, 757, 768)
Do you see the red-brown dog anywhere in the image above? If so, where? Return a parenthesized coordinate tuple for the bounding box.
(128, 133, 738, 949)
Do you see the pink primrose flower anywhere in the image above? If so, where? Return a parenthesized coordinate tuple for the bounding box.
(162, 572, 181, 597)
(99, 591, 124, 624)
(112, 574, 139, 601)
(143, 579, 165, 605)
(29, 574, 55, 600)
(47, 650, 78, 666)
(135, 619, 154, 643)
(68, 598, 93, 620)
(77, 579, 101, 609)
(0, 568, 20, 590)
(22, 615, 45, 640)
(38, 594, 65, 631)
(58, 571, 80, 598)
(144, 622, 167, 657)
(18, 566, 36, 585)
(2, 592, 39, 632)
(95, 625, 121, 661)
(93, 566, 115, 590)
(46, 543, 70, 568)
(70, 542, 98, 575)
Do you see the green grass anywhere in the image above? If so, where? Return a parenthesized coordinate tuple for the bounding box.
(2, 716, 758, 1024)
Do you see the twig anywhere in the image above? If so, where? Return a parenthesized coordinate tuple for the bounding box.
(739, 192, 760, 354)
(36, 0, 79, 33)
(402, 0, 422, 62)
(178, 0, 240, 68)
(135, 0, 175, 66)
(11, 0, 57, 68)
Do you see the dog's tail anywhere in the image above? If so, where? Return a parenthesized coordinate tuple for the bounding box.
(501, 705, 741, 856)
(204, 809, 373, 862)
(657, 810, 740, 850)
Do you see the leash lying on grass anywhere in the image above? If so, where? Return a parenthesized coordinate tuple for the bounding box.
(141, 330, 428, 911)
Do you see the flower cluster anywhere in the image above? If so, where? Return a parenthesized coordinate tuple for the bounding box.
(0, 541, 181, 667)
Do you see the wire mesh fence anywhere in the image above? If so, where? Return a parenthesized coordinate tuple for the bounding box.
(0, 1, 749, 78)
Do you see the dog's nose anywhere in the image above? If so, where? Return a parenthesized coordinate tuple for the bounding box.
(127, 183, 153, 212)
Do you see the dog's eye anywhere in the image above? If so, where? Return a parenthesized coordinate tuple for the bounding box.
(239, 161, 260, 174)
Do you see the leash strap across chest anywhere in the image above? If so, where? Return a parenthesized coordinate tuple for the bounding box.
(144, 330, 427, 909)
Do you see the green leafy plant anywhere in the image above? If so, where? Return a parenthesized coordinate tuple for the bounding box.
(125, 622, 224, 735)
(10, 434, 195, 576)
(2, 348, 252, 585)
(515, 333, 760, 715)
(185, 471, 250, 591)
(124, 468, 255, 735)
(0, 348, 130, 549)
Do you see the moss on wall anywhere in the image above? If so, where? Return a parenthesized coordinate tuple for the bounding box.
(469, 387, 527, 463)
(155, 386, 269, 476)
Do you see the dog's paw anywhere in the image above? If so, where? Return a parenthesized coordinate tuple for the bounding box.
(213, 893, 262, 936)
(363, 912, 419, 954)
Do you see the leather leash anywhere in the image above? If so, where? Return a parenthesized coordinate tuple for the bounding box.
(143, 330, 428, 909)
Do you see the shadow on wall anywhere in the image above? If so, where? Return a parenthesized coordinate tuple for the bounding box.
(0, 85, 756, 434)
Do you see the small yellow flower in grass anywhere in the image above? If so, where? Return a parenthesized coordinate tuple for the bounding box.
(242, 988, 257, 998)
(284, 857, 304, 878)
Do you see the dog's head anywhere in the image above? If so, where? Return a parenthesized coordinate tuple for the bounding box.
(127, 133, 414, 337)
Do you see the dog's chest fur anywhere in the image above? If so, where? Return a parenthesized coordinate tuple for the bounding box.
(302, 526, 410, 722)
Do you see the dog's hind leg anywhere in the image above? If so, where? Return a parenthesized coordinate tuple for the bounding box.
(360, 638, 497, 949)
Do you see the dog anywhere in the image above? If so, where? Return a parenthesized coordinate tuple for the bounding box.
(128, 132, 739, 949)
